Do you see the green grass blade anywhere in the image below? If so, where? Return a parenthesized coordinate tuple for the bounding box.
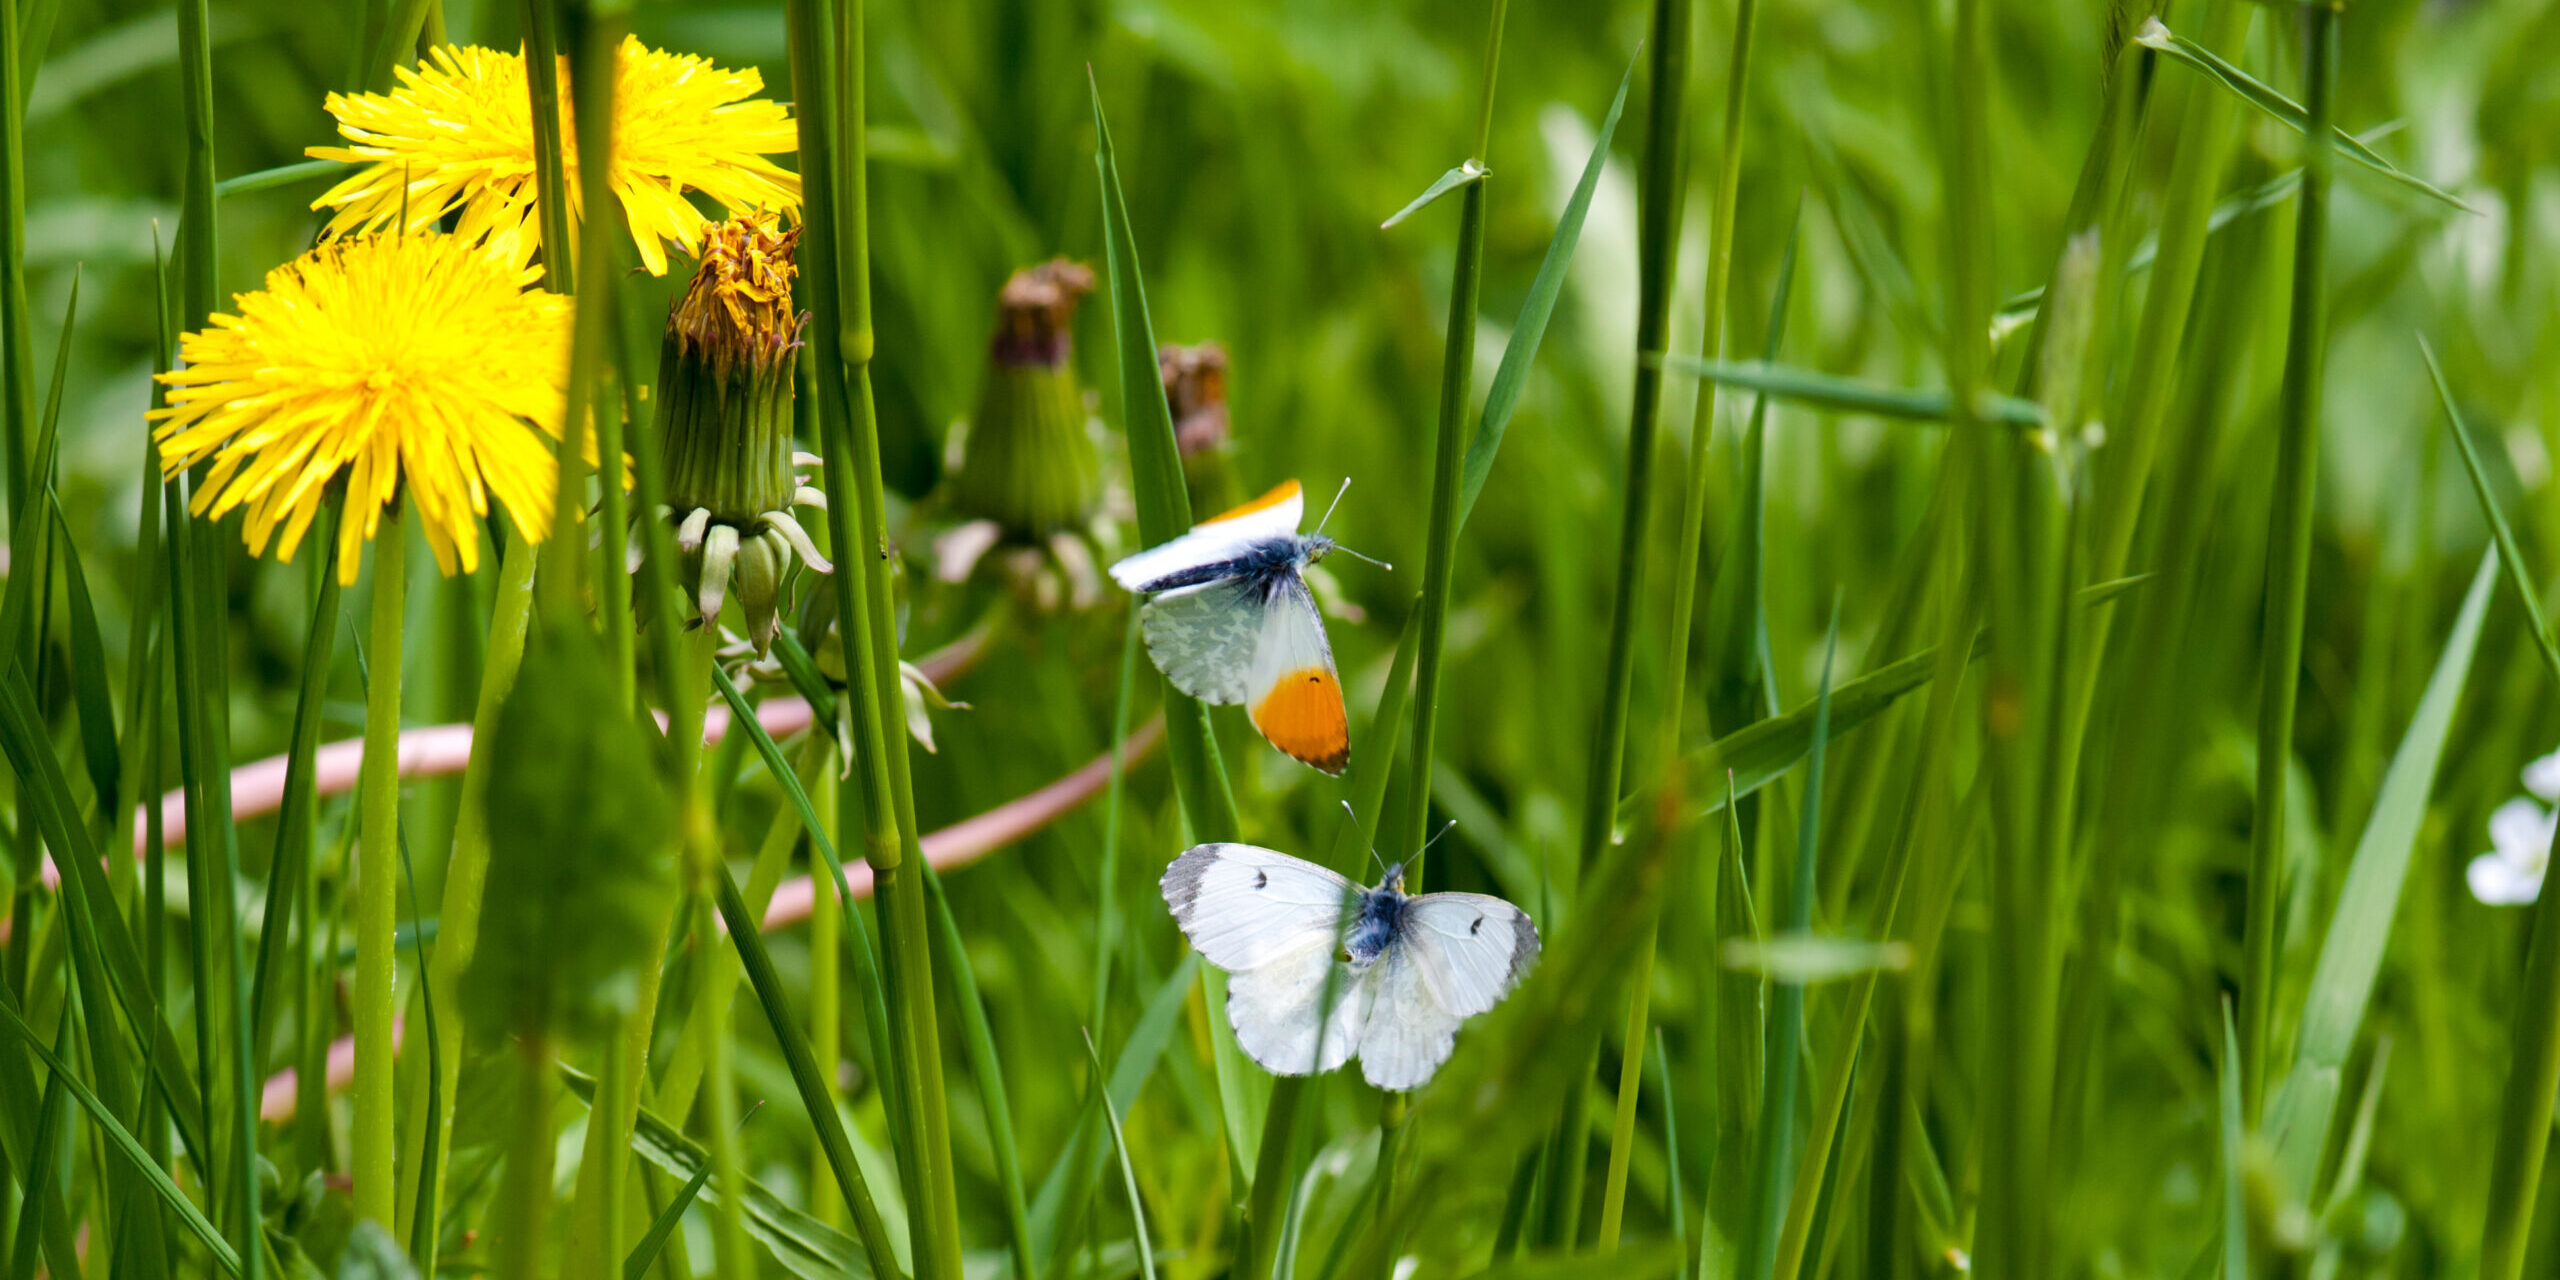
(1655, 357, 2047, 428)
(2423, 337, 2560, 684)
(0, 0, 31, 518)
(921, 865, 1036, 1280)
(1737, 608, 1836, 1279)
(710, 863, 904, 1279)
(1027, 955, 1199, 1271)
(1703, 202, 1803, 734)
(0, 658, 213, 1167)
(1086, 75, 1240, 847)
(0, 996, 242, 1277)
(707, 665, 897, 1075)
(1454, 44, 1637, 534)
(397, 827, 445, 1273)
(624, 1167, 716, 1280)
(2132, 17, 2471, 213)
(1661, 639, 1958, 819)
(1379, 159, 1487, 230)
(2240, 0, 2339, 1126)
(1394, 0, 1504, 865)
(2264, 552, 2492, 1191)
(566, 1068, 878, 1280)
(212, 158, 340, 198)
(1082, 1031, 1157, 1280)
(247, 502, 341, 1073)
(51, 500, 119, 814)
(2220, 999, 2249, 1280)
(1, 1002, 75, 1280)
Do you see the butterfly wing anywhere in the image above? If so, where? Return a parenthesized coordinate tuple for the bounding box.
(1357, 945, 1464, 1091)
(1161, 843, 1370, 1075)
(1108, 480, 1306, 592)
(1398, 893, 1540, 1018)
(1246, 575, 1350, 775)
(1138, 580, 1262, 704)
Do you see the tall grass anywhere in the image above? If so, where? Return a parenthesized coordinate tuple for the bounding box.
(9, 0, 2560, 1277)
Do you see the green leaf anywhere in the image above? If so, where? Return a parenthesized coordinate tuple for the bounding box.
(2264, 552, 2493, 1193)
(2133, 18, 2472, 213)
(2425, 336, 2560, 684)
(564, 1066, 880, 1280)
(1656, 356, 2048, 428)
(1380, 159, 1488, 230)
(466, 624, 675, 1042)
(0, 996, 244, 1277)
(1720, 933, 1912, 984)
(1456, 47, 1636, 534)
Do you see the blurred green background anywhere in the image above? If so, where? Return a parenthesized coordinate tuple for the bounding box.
(20, 0, 2560, 1272)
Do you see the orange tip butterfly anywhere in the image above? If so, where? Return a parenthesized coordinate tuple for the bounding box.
(1108, 479, 1386, 775)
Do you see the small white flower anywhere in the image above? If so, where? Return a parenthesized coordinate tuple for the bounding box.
(2525, 749, 2560, 804)
(2471, 769, 2560, 906)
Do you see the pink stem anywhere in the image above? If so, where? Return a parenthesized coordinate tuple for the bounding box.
(252, 714, 1163, 1122)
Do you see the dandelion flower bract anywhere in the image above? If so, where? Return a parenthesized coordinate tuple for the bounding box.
(308, 37, 801, 276)
(151, 234, 574, 585)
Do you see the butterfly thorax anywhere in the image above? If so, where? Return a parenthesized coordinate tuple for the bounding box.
(1343, 883, 1406, 971)
(1137, 534, 1329, 600)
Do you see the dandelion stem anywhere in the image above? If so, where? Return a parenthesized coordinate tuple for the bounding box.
(404, 531, 536, 1270)
(353, 503, 409, 1230)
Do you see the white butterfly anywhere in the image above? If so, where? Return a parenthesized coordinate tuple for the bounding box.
(1160, 837, 1539, 1091)
(1108, 479, 1383, 775)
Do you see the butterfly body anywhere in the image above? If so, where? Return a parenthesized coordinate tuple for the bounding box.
(1161, 843, 1538, 1091)
(1109, 480, 1356, 774)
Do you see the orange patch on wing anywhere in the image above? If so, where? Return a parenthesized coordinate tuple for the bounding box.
(1201, 478, 1301, 526)
(1252, 665, 1350, 775)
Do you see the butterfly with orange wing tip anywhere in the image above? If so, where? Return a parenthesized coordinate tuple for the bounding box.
(1107, 479, 1385, 775)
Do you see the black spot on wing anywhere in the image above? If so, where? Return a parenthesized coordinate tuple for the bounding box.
(1254, 869, 1268, 890)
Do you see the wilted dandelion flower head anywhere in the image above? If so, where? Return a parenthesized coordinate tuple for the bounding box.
(308, 37, 801, 275)
(658, 211, 832, 655)
(150, 234, 574, 585)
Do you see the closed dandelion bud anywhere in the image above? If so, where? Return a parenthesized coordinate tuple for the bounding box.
(1161, 340, 1237, 512)
(656, 211, 833, 654)
(950, 260, 1102, 537)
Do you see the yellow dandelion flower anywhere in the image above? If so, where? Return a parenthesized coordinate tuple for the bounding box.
(150, 234, 573, 585)
(307, 37, 801, 276)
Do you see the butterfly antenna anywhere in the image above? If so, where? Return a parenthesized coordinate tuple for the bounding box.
(1314, 477, 1353, 534)
(1332, 544, 1393, 572)
(1341, 800, 1392, 878)
(1415, 819, 1459, 860)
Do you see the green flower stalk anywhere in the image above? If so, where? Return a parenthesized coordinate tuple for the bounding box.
(950, 259, 1104, 536)
(657, 211, 833, 655)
